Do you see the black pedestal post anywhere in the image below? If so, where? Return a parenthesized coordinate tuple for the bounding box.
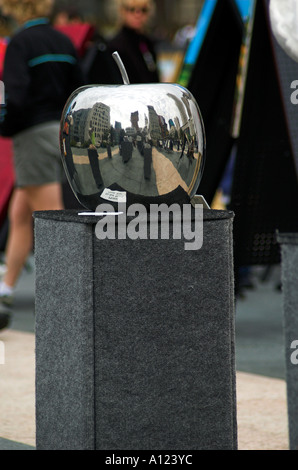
(278, 233, 298, 450)
(34, 208, 237, 450)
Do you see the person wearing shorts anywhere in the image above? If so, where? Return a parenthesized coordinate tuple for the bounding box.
(13, 122, 63, 188)
(0, 0, 84, 328)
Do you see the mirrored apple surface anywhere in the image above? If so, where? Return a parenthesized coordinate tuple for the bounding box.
(60, 83, 206, 209)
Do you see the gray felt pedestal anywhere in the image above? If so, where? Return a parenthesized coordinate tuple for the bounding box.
(278, 233, 298, 450)
(34, 208, 237, 450)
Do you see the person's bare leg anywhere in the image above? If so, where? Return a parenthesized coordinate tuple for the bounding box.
(3, 189, 34, 288)
(3, 183, 64, 289)
(26, 182, 64, 211)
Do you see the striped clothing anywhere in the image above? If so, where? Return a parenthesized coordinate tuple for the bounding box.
(0, 18, 84, 137)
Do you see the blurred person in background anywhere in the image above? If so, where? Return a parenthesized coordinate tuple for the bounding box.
(50, 4, 121, 85)
(0, 0, 84, 330)
(51, 4, 83, 26)
(107, 0, 160, 83)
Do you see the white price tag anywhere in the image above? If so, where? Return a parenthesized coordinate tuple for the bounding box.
(100, 188, 127, 203)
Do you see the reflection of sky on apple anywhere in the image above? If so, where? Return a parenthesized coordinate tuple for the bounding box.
(69, 83, 196, 129)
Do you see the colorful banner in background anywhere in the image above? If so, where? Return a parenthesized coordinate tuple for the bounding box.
(235, 0, 254, 19)
(231, 0, 257, 138)
(178, 0, 255, 87)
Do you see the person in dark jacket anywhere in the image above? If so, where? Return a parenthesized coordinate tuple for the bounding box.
(107, 0, 160, 84)
(0, 0, 84, 329)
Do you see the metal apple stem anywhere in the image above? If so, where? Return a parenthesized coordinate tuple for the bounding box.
(112, 51, 130, 85)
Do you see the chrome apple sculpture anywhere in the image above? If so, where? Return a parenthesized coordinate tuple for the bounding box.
(60, 53, 206, 209)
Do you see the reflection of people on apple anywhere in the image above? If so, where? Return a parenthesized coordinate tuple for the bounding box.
(88, 123, 96, 146)
(179, 135, 187, 160)
(143, 142, 152, 180)
(107, 0, 160, 84)
(87, 144, 103, 190)
(62, 118, 77, 182)
(121, 136, 133, 163)
(136, 135, 144, 155)
(187, 143, 194, 162)
(107, 144, 112, 159)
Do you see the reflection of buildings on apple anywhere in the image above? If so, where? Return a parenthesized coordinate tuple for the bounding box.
(167, 92, 196, 142)
(68, 95, 197, 152)
(68, 103, 111, 147)
(131, 111, 139, 132)
(71, 108, 89, 145)
(147, 105, 161, 144)
(113, 121, 121, 145)
(86, 102, 110, 146)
